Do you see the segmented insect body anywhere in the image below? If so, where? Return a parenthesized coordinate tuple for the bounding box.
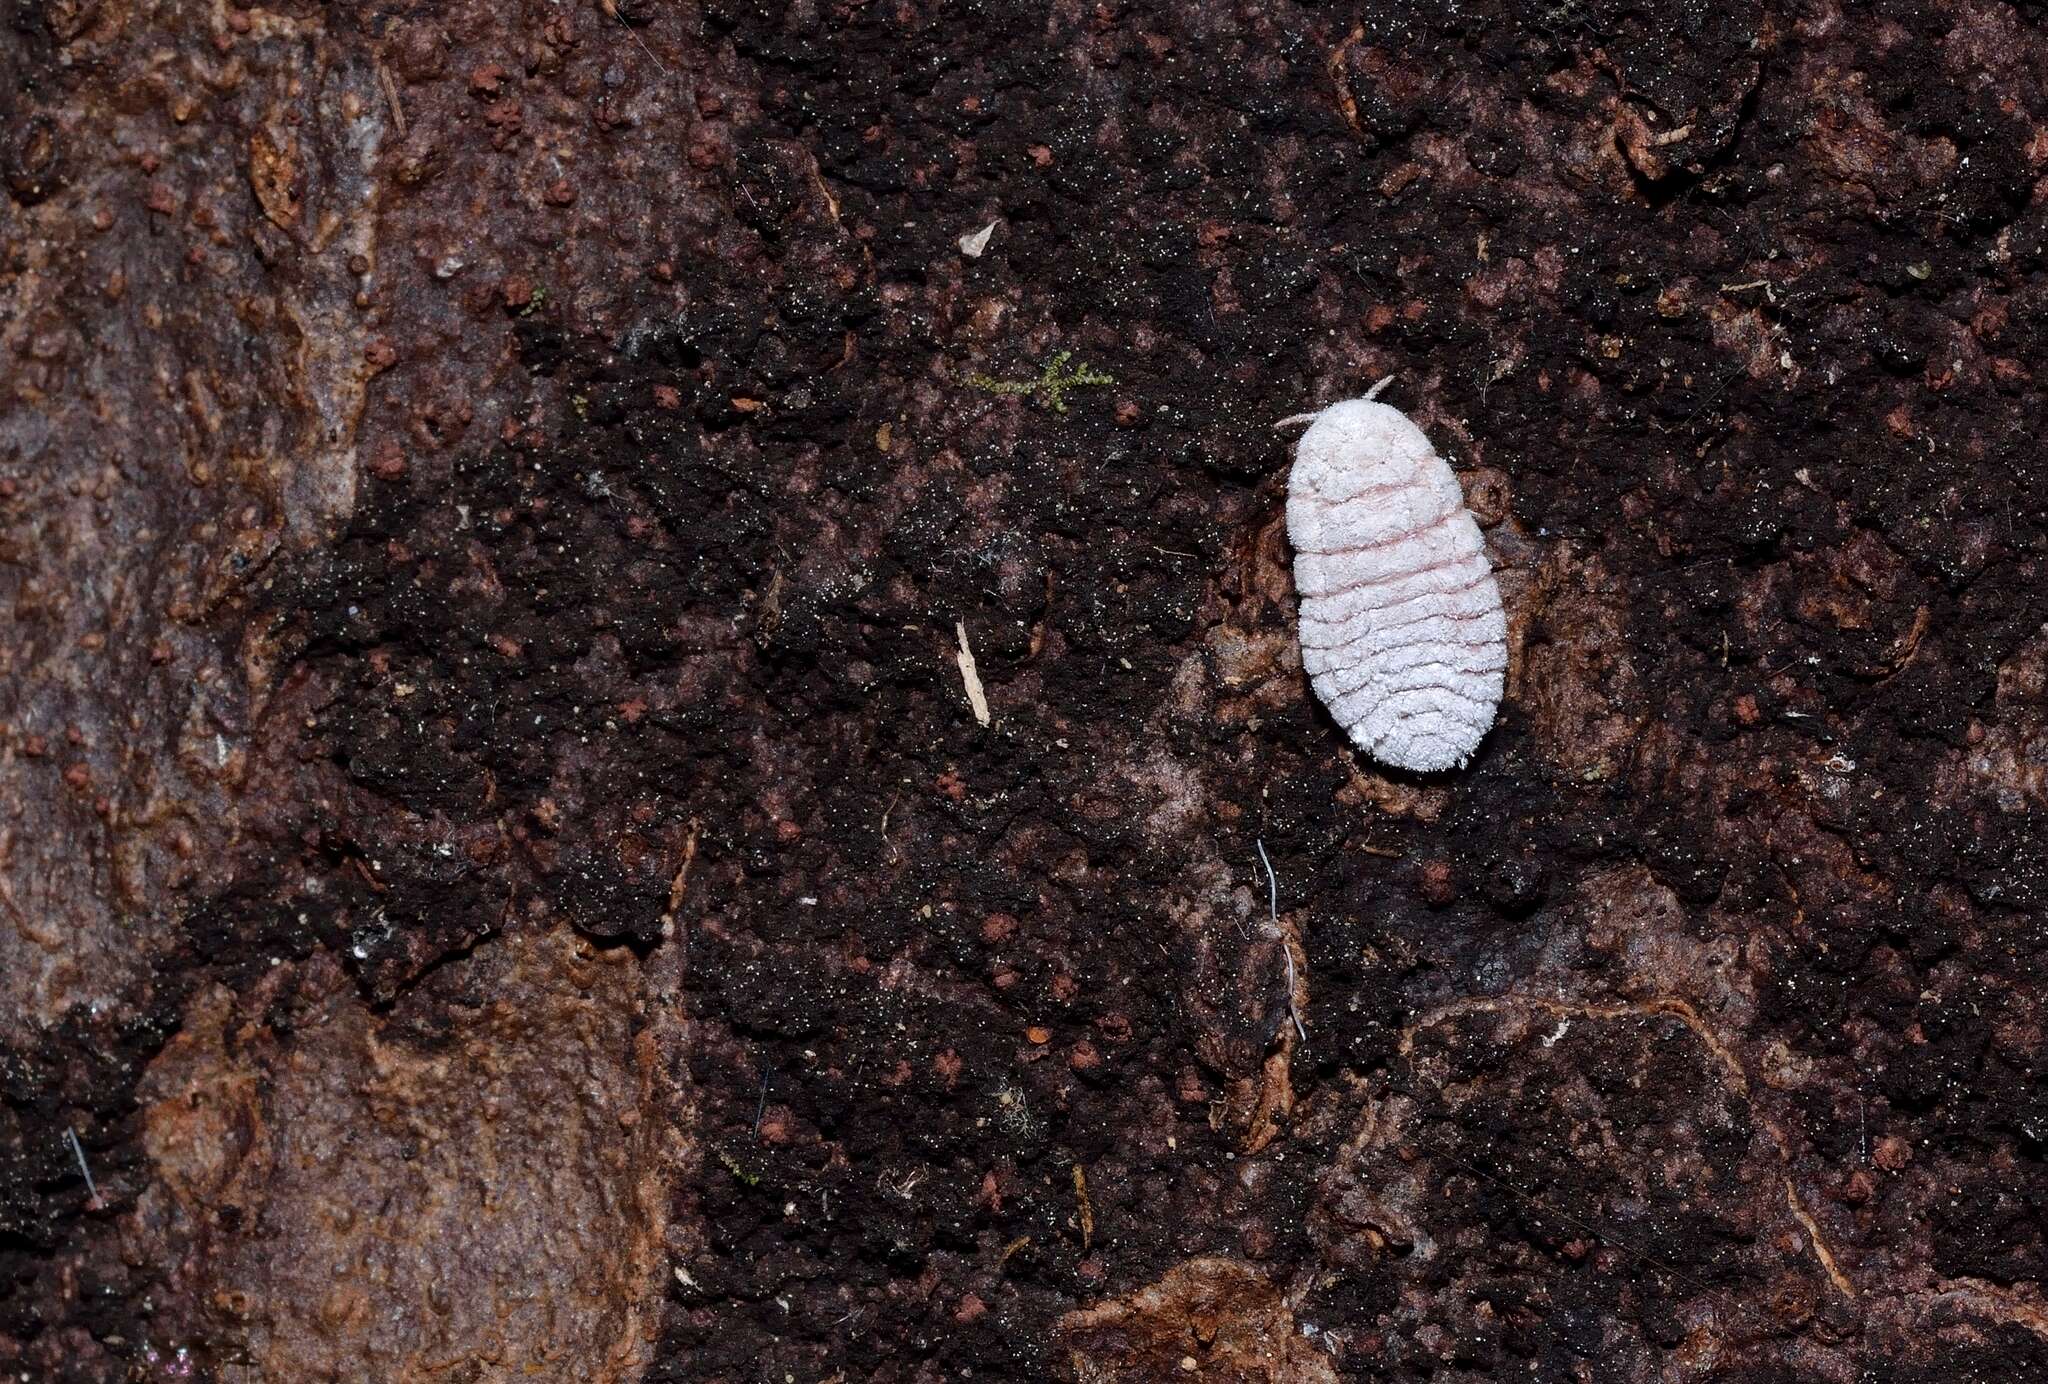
(1284, 394, 1507, 772)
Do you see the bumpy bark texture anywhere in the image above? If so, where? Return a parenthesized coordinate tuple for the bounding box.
(7, 0, 2048, 1380)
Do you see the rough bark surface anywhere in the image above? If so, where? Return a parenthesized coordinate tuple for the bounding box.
(7, 0, 2048, 1381)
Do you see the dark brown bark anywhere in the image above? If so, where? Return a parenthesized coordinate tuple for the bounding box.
(7, 1, 2048, 1380)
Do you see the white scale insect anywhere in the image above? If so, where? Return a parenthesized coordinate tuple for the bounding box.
(1281, 379, 1507, 772)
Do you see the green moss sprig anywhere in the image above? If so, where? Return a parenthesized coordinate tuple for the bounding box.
(969, 350, 1114, 414)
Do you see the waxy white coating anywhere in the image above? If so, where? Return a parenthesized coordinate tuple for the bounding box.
(1285, 397, 1506, 772)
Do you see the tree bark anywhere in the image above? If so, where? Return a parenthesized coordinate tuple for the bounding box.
(7, 1, 2048, 1380)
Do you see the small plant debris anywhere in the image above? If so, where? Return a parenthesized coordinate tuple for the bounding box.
(715, 1147, 760, 1187)
(969, 350, 1114, 414)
